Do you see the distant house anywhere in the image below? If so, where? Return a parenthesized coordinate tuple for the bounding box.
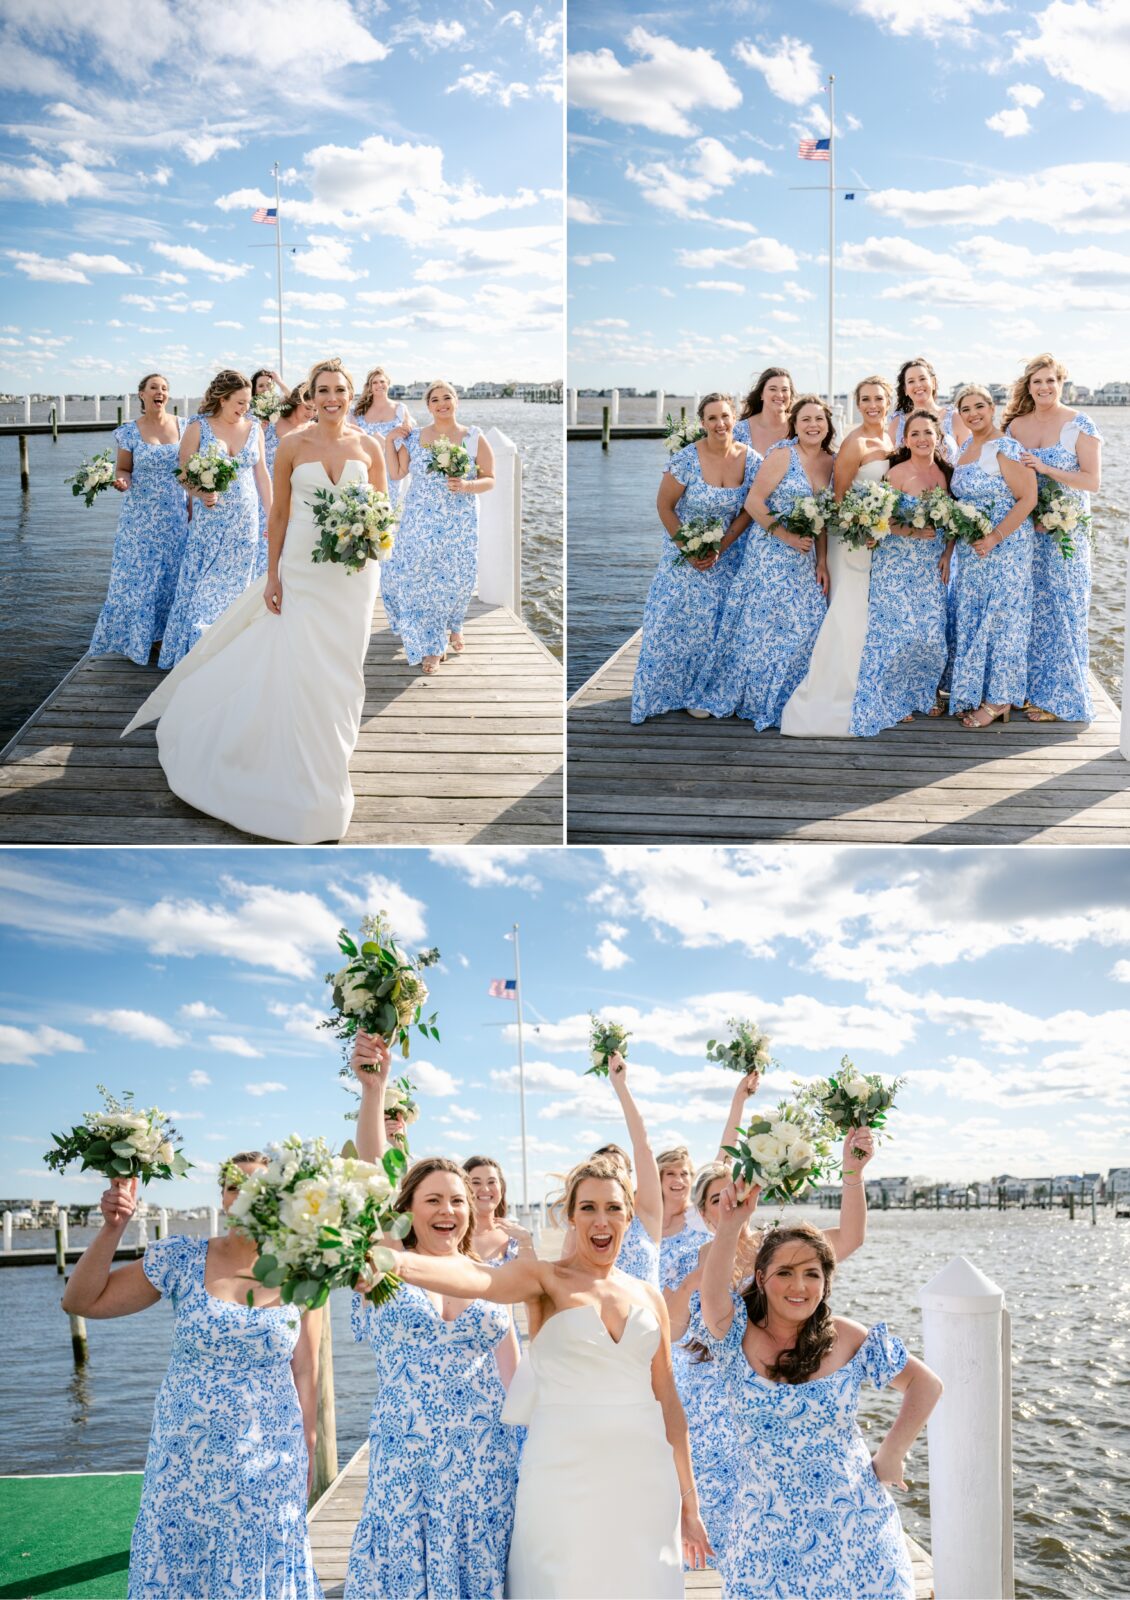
(1107, 1167, 1130, 1197)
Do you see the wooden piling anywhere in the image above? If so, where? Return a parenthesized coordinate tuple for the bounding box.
(1068, 1192, 1075, 1220)
(54, 1216, 68, 1274)
(69, 1310, 88, 1366)
(311, 1301, 339, 1505)
(18, 434, 29, 490)
(117, 404, 123, 425)
(50, 407, 58, 444)
(601, 405, 610, 451)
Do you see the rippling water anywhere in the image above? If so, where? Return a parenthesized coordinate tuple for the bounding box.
(568, 400, 1128, 700)
(0, 398, 562, 744)
(2, 1209, 1125, 1598)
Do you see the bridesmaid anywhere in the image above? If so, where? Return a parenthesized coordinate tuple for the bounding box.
(345, 1157, 520, 1600)
(851, 409, 951, 734)
(889, 356, 966, 460)
(62, 1158, 322, 1600)
(657, 1146, 705, 1288)
(383, 379, 495, 673)
(350, 366, 417, 504)
(696, 395, 833, 727)
(465, 1153, 533, 1385)
(732, 366, 793, 452)
(700, 1198, 941, 1600)
(251, 368, 286, 400)
(631, 393, 755, 722)
(596, 1051, 663, 1286)
(948, 385, 1038, 728)
(1003, 353, 1102, 723)
(159, 370, 271, 668)
(257, 383, 315, 577)
(89, 372, 189, 664)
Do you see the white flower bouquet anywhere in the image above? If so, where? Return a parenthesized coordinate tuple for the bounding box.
(774, 487, 835, 542)
(723, 1097, 832, 1205)
(66, 451, 116, 508)
(798, 1055, 905, 1162)
(891, 485, 953, 537)
(44, 1084, 192, 1184)
(1035, 479, 1090, 560)
(938, 495, 993, 545)
(664, 413, 706, 454)
(310, 482, 400, 574)
(251, 391, 283, 423)
(587, 1014, 630, 1078)
(706, 1017, 774, 1075)
(226, 1133, 410, 1309)
(177, 443, 239, 496)
(671, 515, 725, 567)
(424, 436, 472, 479)
(323, 912, 441, 1060)
(341, 1071, 421, 1132)
(833, 480, 899, 549)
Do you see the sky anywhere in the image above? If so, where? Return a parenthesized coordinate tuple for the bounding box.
(0, 0, 563, 394)
(567, 0, 1130, 397)
(2, 845, 1128, 1209)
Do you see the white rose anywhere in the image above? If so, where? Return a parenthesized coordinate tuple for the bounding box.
(845, 1076, 871, 1101)
(685, 536, 702, 551)
(592, 1050, 607, 1069)
(770, 1120, 802, 1148)
(229, 1187, 255, 1220)
(340, 972, 372, 1015)
(280, 1180, 343, 1235)
(746, 1132, 784, 1165)
(158, 1140, 175, 1165)
(790, 1140, 815, 1168)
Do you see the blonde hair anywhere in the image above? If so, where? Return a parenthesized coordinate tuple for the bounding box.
(307, 358, 354, 400)
(425, 378, 459, 407)
(199, 369, 251, 415)
(355, 365, 391, 417)
(955, 383, 995, 418)
(563, 1156, 635, 1222)
(657, 1146, 693, 1176)
(692, 1161, 729, 1215)
(1002, 352, 1068, 430)
(219, 1150, 268, 1189)
(853, 373, 893, 409)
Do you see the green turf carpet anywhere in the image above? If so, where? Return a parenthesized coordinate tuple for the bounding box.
(0, 1474, 142, 1599)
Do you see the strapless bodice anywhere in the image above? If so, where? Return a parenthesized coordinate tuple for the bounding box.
(530, 1304, 659, 1407)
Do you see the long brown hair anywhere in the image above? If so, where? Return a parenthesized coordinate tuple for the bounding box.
(355, 365, 391, 418)
(789, 393, 835, 453)
(893, 356, 939, 416)
(740, 366, 794, 421)
(1001, 352, 1067, 431)
(741, 1222, 836, 1384)
(395, 1157, 475, 1252)
(463, 1154, 508, 1220)
(278, 382, 311, 420)
(199, 369, 251, 416)
(136, 373, 167, 413)
(887, 408, 954, 486)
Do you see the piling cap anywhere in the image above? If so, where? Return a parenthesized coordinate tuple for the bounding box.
(919, 1254, 1005, 1314)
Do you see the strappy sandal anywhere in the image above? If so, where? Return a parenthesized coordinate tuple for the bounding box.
(961, 702, 1011, 729)
(1024, 705, 1058, 723)
(448, 633, 465, 654)
(421, 654, 446, 675)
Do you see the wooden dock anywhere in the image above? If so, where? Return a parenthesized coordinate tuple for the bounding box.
(0, 597, 563, 843)
(568, 631, 1130, 844)
(309, 1442, 933, 1598)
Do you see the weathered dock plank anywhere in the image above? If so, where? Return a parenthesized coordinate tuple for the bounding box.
(567, 629, 1129, 845)
(0, 598, 564, 844)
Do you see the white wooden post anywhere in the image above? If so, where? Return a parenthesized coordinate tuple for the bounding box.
(55, 1213, 69, 1273)
(920, 1256, 1014, 1599)
(183, 394, 190, 419)
(22, 395, 31, 424)
(56, 394, 66, 424)
(135, 1214, 149, 1249)
(477, 427, 522, 614)
(655, 389, 665, 425)
(208, 1206, 220, 1237)
(1120, 523, 1130, 759)
(157, 1208, 169, 1240)
(93, 394, 101, 422)
(691, 393, 700, 420)
(567, 388, 578, 426)
(122, 392, 131, 422)
(610, 389, 620, 425)
(2, 1211, 11, 1251)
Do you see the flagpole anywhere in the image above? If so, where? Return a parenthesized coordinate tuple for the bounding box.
(273, 161, 284, 379)
(827, 74, 835, 415)
(511, 922, 529, 1207)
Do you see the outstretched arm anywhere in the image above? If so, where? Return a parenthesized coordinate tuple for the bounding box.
(717, 1069, 760, 1162)
(700, 1179, 759, 1340)
(608, 1052, 661, 1242)
(388, 1246, 548, 1307)
(348, 1032, 392, 1162)
(822, 1128, 872, 1263)
(61, 1180, 161, 1319)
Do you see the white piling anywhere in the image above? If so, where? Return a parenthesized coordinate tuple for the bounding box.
(208, 1207, 220, 1238)
(1120, 520, 1130, 759)
(477, 427, 522, 614)
(182, 394, 190, 419)
(22, 395, 31, 424)
(93, 394, 101, 421)
(2, 1211, 11, 1251)
(56, 394, 66, 424)
(691, 393, 700, 420)
(655, 389, 665, 426)
(610, 388, 620, 426)
(122, 392, 131, 422)
(157, 1208, 169, 1240)
(920, 1255, 1014, 1599)
(567, 388, 578, 426)
(135, 1214, 149, 1250)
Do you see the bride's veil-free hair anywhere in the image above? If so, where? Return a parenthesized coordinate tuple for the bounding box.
(394, 1156, 477, 1254)
(563, 1156, 635, 1221)
(305, 358, 355, 400)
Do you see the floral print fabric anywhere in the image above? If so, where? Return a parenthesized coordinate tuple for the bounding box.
(616, 1214, 661, 1287)
(351, 403, 409, 506)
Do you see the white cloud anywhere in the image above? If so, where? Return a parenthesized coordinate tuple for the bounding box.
(733, 36, 823, 105)
(208, 1034, 264, 1058)
(0, 157, 104, 204)
(1008, 83, 1045, 109)
(568, 28, 741, 137)
(1013, 0, 1130, 112)
(328, 874, 428, 946)
(267, 290, 349, 312)
(291, 235, 366, 283)
(245, 1081, 287, 1096)
(866, 163, 1130, 234)
(1111, 960, 1130, 983)
(428, 848, 541, 892)
(409, 1059, 460, 1096)
(851, 0, 1006, 44)
(675, 238, 800, 274)
(182, 134, 242, 164)
(5, 251, 90, 284)
(986, 107, 1032, 138)
(88, 1008, 185, 1048)
(179, 1001, 222, 1020)
(447, 70, 532, 108)
(149, 243, 251, 282)
(586, 937, 632, 970)
(572, 253, 615, 266)
(0, 1023, 86, 1065)
(625, 137, 769, 221)
(491, 1059, 585, 1093)
(188, 1069, 212, 1088)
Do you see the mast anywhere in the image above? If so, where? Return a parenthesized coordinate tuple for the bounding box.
(273, 161, 284, 378)
(512, 921, 529, 1207)
(827, 74, 835, 414)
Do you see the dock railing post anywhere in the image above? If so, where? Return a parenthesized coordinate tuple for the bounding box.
(57, 394, 65, 425)
(157, 1208, 169, 1240)
(567, 388, 578, 426)
(920, 1255, 1013, 1599)
(601, 406, 610, 451)
(93, 394, 101, 422)
(55, 1213, 68, 1273)
(22, 394, 31, 425)
(136, 1214, 149, 1250)
(477, 427, 521, 614)
(655, 390, 665, 425)
(311, 1298, 338, 1504)
(208, 1207, 220, 1238)
(1120, 517, 1130, 759)
(610, 389, 620, 426)
(2, 1210, 11, 1251)
(50, 406, 58, 444)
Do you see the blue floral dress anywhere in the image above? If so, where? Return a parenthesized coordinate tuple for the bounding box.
(351, 403, 409, 506)
(346, 1282, 519, 1599)
(704, 1298, 914, 1599)
(947, 438, 1034, 716)
(129, 1235, 320, 1600)
(1007, 412, 1099, 721)
(695, 443, 829, 727)
(631, 443, 758, 722)
(380, 426, 480, 664)
(659, 1223, 704, 1292)
(850, 491, 949, 735)
(90, 420, 189, 664)
(159, 417, 264, 668)
(616, 1214, 660, 1287)
(891, 406, 959, 464)
(675, 1291, 740, 1569)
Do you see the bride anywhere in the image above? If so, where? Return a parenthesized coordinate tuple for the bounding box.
(375, 1155, 711, 1598)
(781, 376, 894, 738)
(122, 359, 387, 843)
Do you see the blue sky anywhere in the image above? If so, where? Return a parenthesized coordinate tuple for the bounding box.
(0, 0, 562, 393)
(2, 846, 1127, 1207)
(567, 0, 1130, 396)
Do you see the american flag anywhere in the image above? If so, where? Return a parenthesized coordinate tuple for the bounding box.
(488, 978, 517, 999)
(798, 138, 830, 161)
(252, 206, 277, 224)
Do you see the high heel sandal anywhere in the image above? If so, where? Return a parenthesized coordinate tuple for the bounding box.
(421, 653, 447, 675)
(1024, 705, 1058, 723)
(448, 633, 465, 654)
(961, 702, 1011, 729)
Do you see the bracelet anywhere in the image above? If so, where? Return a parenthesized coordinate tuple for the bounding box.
(680, 1487, 697, 1502)
(842, 1178, 864, 1188)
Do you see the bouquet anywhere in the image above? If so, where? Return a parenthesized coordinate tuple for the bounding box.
(424, 436, 472, 479)
(586, 1014, 630, 1077)
(177, 443, 239, 497)
(706, 1018, 774, 1076)
(66, 451, 116, 508)
(323, 913, 440, 1059)
(774, 487, 835, 543)
(310, 482, 400, 574)
(833, 480, 899, 549)
(251, 390, 283, 424)
(891, 485, 953, 537)
(44, 1084, 192, 1184)
(341, 1072, 421, 1133)
(226, 1133, 410, 1309)
(723, 1097, 832, 1206)
(664, 413, 705, 454)
(1035, 479, 1090, 560)
(938, 494, 993, 545)
(671, 515, 725, 567)
(799, 1055, 905, 1162)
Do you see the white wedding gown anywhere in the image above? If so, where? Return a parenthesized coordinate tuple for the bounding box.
(780, 456, 885, 738)
(504, 1304, 682, 1599)
(122, 459, 380, 842)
